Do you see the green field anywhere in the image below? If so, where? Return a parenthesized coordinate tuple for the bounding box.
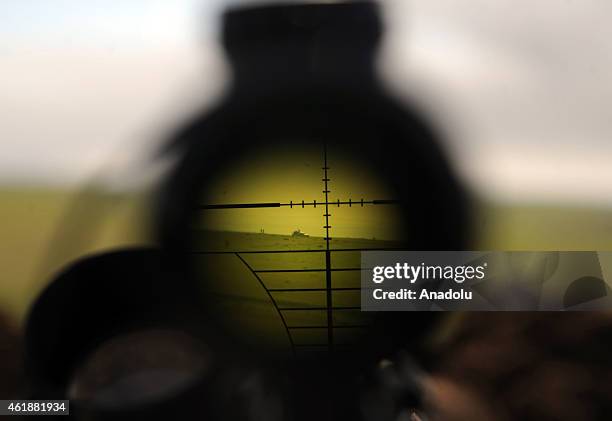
(192, 230, 401, 356)
(2, 187, 612, 329)
(0, 188, 152, 326)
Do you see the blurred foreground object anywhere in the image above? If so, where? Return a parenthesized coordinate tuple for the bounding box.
(157, 0, 470, 361)
(424, 312, 612, 420)
(0, 313, 24, 399)
(24, 1, 470, 420)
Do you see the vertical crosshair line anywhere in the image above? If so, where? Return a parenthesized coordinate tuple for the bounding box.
(322, 142, 333, 352)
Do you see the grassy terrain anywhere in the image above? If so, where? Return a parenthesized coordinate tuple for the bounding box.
(0, 188, 152, 325)
(193, 231, 401, 356)
(2, 186, 612, 330)
(476, 204, 612, 250)
(192, 214, 612, 356)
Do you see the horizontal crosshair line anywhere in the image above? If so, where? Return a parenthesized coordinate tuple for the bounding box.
(288, 325, 371, 329)
(190, 248, 406, 254)
(197, 199, 399, 209)
(293, 344, 355, 347)
(268, 287, 362, 292)
(278, 306, 361, 311)
(254, 268, 370, 273)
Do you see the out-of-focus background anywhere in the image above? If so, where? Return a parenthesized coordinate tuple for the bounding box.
(2, 0, 612, 328)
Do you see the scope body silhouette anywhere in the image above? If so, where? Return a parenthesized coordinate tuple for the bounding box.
(25, 2, 471, 420)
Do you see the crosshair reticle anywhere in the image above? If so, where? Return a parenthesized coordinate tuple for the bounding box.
(193, 142, 403, 356)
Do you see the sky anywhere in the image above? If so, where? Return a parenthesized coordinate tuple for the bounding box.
(2, 0, 612, 206)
